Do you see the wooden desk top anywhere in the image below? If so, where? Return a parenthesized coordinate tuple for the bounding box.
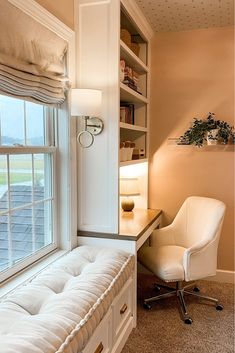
(77, 209, 162, 241)
(119, 208, 162, 238)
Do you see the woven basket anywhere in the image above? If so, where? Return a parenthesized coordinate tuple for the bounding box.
(130, 42, 140, 57)
(121, 29, 131, 46)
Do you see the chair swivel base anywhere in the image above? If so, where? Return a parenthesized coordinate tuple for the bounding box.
(143, 282, 223, 324)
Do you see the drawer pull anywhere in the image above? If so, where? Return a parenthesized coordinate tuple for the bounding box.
(94, 342, 104, 353)
(120, 303, 128, 315)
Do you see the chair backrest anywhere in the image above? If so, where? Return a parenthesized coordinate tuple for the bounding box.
(172, 196, 226, 249)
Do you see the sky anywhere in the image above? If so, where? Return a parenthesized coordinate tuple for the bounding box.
(0, 95, 44, 144)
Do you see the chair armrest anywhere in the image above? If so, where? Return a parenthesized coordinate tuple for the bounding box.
(183, 238, 218, 281)
(150, 225, 175, 247)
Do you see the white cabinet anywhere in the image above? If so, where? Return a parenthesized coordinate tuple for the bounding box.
(112, 278, 133, 343)
(82, 311, 111, 353)
(75, 0, 153, 234)
(82, 277, 134, 353)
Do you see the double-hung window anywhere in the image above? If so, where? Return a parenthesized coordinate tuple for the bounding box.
(0, 95, 57, 282)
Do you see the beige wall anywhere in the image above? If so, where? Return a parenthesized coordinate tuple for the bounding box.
(35, 0, 74, 29)
(149, 26, 234, 271)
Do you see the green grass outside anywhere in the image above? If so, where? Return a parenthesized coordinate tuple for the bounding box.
(0, 160, 44, 170)
(0, 173, 43, 186)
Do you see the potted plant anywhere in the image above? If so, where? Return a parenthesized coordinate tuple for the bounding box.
(179, 116, 208, 147)
(179, 113, 234, 147)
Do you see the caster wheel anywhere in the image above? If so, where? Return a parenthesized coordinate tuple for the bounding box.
(216, 304, 223, 311)
(143, 302, 152, 310)
(184, 317, 193, 325)
(154, 285, 161, 292)
(193, 286, 200, 292)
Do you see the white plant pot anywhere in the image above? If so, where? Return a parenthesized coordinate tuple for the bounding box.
(122, 148, 128, 161)
(207, 129, 219, 145)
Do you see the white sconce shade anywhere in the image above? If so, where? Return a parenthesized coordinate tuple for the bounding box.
(71, 89, 102, 117)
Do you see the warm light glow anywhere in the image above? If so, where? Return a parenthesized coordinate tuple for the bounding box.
(119, 162, 148, 178)
(120, 178, 140, 196)
(71, 89, 102, 117)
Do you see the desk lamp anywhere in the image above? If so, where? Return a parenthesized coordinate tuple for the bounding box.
(120, 177, 140, 212)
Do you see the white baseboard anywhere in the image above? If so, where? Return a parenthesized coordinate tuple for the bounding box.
(203, 270, 235, 284)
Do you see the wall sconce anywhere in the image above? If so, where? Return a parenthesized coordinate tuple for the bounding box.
(120, 177, 140, 212)
(71, 88, 103, 148)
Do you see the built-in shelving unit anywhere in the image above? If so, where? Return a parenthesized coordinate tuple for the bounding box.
(119, 1, 150, 167)
(77, 0, 153, 234)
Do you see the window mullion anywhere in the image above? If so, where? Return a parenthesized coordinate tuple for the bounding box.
(32, 154, 35, 253)
(0, 103, 2, 146)
(6, 155, 12, 267)
(23, 101, 27, 146)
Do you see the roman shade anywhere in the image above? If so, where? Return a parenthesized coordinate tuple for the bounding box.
(0, 0, 69, 105)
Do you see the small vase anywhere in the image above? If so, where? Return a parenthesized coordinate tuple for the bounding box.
(207, 129, 219, 145)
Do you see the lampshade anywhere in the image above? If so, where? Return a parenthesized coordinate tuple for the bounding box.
(120, 178, 140, 196)
(71, 89, 102, 117)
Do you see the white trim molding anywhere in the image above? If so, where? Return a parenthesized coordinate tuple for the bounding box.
(204, 270, 235, 284)
(8, 0, 74, 39)
(121, 0, 154, 39)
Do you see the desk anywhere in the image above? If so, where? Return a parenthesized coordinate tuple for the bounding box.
(77, 208, 162, 249)
(77, 208, 162, 327)
(119, 208, 162, 250)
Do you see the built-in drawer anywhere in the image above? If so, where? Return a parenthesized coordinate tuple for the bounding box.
(112, 277, 133, 343)
(82, 310, 111, 353)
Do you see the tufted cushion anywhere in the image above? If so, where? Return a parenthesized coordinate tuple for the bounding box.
(138, 245, 186, 282)
(0, 246, 134, 353)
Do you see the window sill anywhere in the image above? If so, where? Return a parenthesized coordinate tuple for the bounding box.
(0, 249, 68, 299)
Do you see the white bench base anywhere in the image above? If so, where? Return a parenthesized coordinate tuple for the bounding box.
(83, 277, 134, 353)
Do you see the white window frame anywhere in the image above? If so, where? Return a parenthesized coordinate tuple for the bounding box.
(0, 0, 77, 284)
(0, 145, 57, 283)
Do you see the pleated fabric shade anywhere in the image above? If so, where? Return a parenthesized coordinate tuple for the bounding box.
(0, 0, 69, 106)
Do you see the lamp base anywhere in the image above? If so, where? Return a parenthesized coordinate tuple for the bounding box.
(121, 198, 135, 212)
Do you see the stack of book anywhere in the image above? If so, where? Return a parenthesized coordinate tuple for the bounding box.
(120, 60, 141, 94)
(120, 104, 134, 124)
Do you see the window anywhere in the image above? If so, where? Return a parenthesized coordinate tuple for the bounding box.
(0, 95, 57, 282)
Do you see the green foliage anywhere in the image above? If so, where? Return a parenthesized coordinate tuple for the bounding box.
(179, 112, 234, 147)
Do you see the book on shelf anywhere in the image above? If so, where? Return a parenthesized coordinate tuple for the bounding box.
(120, 59, 125, 82)
(120, 104, 134, 124)
(120, 59, 142, 94)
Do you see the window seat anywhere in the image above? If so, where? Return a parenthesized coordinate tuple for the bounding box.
(0, 246, 135, 353)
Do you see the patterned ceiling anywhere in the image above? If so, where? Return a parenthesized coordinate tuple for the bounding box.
(135, 0, 234, 32)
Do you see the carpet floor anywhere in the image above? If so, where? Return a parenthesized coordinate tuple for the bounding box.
(121, 274, 234, 353)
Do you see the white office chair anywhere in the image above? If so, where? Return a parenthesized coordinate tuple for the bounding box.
(138, 196, 226, 324)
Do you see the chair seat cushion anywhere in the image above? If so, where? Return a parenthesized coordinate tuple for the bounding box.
(138, 245, 186, 282)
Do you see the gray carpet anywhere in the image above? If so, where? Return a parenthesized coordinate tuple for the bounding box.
(122, 274, 234, 353)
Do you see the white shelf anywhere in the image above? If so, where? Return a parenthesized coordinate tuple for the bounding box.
(177, 145, 235, 151)
(120, 158, 148, 167)
(120, 82, 148, 104)
(120, 122, 147, 132)
(167, 139, 234, 151)
(120, 39, 149, 74)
